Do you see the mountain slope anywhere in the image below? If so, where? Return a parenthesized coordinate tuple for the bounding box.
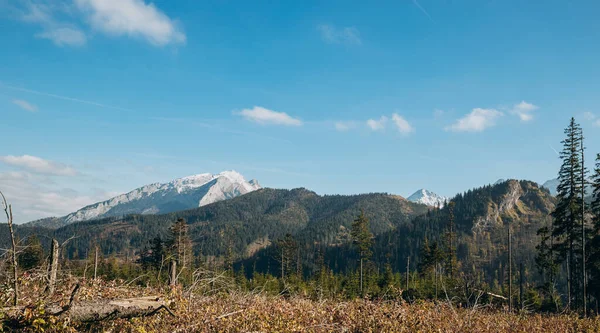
(23, 188, 428, 261)
(26, 171, 260, 228)
(363, 179, 556, 282)
(407, 189, 448, 207)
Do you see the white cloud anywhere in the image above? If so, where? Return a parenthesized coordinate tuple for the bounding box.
(391, 113, 415, 135)
(0, 171, 111, 223)
(366, 116, 387, 131)
(236, 106, 303, 126)
(579, 112, 599, 127)
(36, 27, 87, 46)
(510, 101, 539, 122)
(317, 24, 361, 45)
(20, 1, 87, 47)
(446, 108, 503, 132)
(583, 112, 596, 121)
(433, 109, 445, 119)
(334, 121, 357, 131)
(75, 0, 186, 46)
(16, 0, 184, 47)
(12, 99, 38, 112)
(0, 155, 78, 176)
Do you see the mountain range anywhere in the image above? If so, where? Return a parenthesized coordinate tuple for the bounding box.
(8, 178, 555, 288)
(25, 171, 260, 229)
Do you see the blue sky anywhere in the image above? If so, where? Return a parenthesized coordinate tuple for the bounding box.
(1, 0, 600, 222)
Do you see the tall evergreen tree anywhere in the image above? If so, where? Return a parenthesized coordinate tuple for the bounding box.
(275, 233, 298, 280)
(592, 153, 600, 232)
(551, 117, 587, 310)
(351, 209, 373, 294)
(169, 218, 193, 274)
(445, 201, 457, 277)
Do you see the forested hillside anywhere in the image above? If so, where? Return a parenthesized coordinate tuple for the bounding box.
(242, 180, 555, 286)
(10, 188, 428, 263)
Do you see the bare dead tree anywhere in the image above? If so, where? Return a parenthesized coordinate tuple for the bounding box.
(47, 234, 78, 296)
(170, 259, 177, 286)
(47, 239, 59, 296)
(0, 190, 18, 306)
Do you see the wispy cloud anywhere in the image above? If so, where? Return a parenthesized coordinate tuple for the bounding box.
(391, 113, 415, 135)
(14, 0, 184, 47)
(334, 121, 358, 132)
(510, 101, 539, 122)
(0, 171, 112, 223)
(446, 108, 503, 132)
(12, 99, 38, 112)
(36, 27, 87, 46)
(366, 116, 388, 131)
(19, 1, 87, 47)
(75, 0, 186, 46)
(412, 0, 434, 23)
(583, 112, 600, 127)
(1, 83, 134, 112)
(236, 106, 303, 126)
(433, 109, 445, 119)
(317, 24, 362, 45)
(0, 155, 78, 176)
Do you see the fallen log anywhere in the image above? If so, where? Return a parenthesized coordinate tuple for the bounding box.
(46, 296, 175, 322)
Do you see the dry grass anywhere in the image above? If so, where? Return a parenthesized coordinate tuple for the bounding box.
(2, 275, 600, 332)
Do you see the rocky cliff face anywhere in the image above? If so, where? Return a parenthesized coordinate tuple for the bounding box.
(472, 180, 555, 233)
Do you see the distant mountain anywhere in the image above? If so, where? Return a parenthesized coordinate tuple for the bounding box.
(25, 171, 260, 229)
(407, 189, 448, 207)
(541, 178, 559, 196)
(541, 177, 593, 197)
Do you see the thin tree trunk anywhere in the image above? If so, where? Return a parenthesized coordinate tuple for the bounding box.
(169, 260, 177, 286)
(567, 254, 571, 310)
(359, 257, 363, 294)
(1, 193, 18, 307)
(434, 263, 438, 300)
(406, 256, 410, 291)
(48, 239, 59, 296)
(520, 262, 524, 311)
(94, 245, 99, 280)
(582, 143, 587, 315)
(508, 226, 512, 312)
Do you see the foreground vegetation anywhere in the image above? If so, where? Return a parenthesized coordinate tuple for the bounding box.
(3, 276, 600, 333)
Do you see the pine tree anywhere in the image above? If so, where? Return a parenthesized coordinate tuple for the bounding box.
(275, 233, 298, 280)
(150, 236, 165, 271)
(535, 223, 557, 288)
(18, 235, 44, 271)
(445, 201, 457, 277)
(351, 209, 373, 294)
(169, 218, 193, 281)
(551, 117, 587, 310)
(592, 153, 600, 232)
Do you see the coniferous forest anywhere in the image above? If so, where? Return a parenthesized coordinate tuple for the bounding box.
(1, 117, 600, 331)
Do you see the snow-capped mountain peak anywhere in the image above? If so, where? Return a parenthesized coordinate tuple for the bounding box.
(407, 189, 448, 207)
(61, 170, 260, 225)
